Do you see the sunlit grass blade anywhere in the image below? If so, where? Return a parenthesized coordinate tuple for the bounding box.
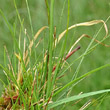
(48, 89, 110, 109)
(55, 20, 108, 46)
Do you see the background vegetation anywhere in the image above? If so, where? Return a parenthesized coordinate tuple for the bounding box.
(0, 0, 110, 109)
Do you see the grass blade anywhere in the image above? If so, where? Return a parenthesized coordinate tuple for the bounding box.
(53, 63, 110, 97)
(46, 0, 54, 98)
(49, 89, 110, 109)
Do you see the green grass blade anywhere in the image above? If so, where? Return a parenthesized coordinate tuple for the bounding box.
(45, 0, 50, 25)
(73, 18, 110, 80)
(25, 0, 34, 37)
(53, 63, 110, 97)
(57, 0, 67, 36)
(0, 9, 14, 36)
(0, 9, 26, 72)
(46, 0, 54, 98)
(60, 34, 110, 78)
(51, 0, 70, 94)
(13, 0, 24, 31)
(95, 93, 108, 110)
(48, 89, 110, 109)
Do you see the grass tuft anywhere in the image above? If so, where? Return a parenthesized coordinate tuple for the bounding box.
(0, 1, 110, 110)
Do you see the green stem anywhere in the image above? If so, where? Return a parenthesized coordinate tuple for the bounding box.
(46, 0, 54, 98)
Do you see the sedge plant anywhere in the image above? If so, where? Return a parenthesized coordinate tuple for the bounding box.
(0, 0, 110, 110)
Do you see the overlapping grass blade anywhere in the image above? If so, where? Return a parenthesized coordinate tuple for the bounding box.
(53, 63, 110, 97)
(48, 89, 110, 109)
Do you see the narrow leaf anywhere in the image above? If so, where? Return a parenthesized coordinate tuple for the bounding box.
(49, 89, 110, 109)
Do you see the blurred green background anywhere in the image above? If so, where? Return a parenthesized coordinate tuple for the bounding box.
(0, 0, 110, 109)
